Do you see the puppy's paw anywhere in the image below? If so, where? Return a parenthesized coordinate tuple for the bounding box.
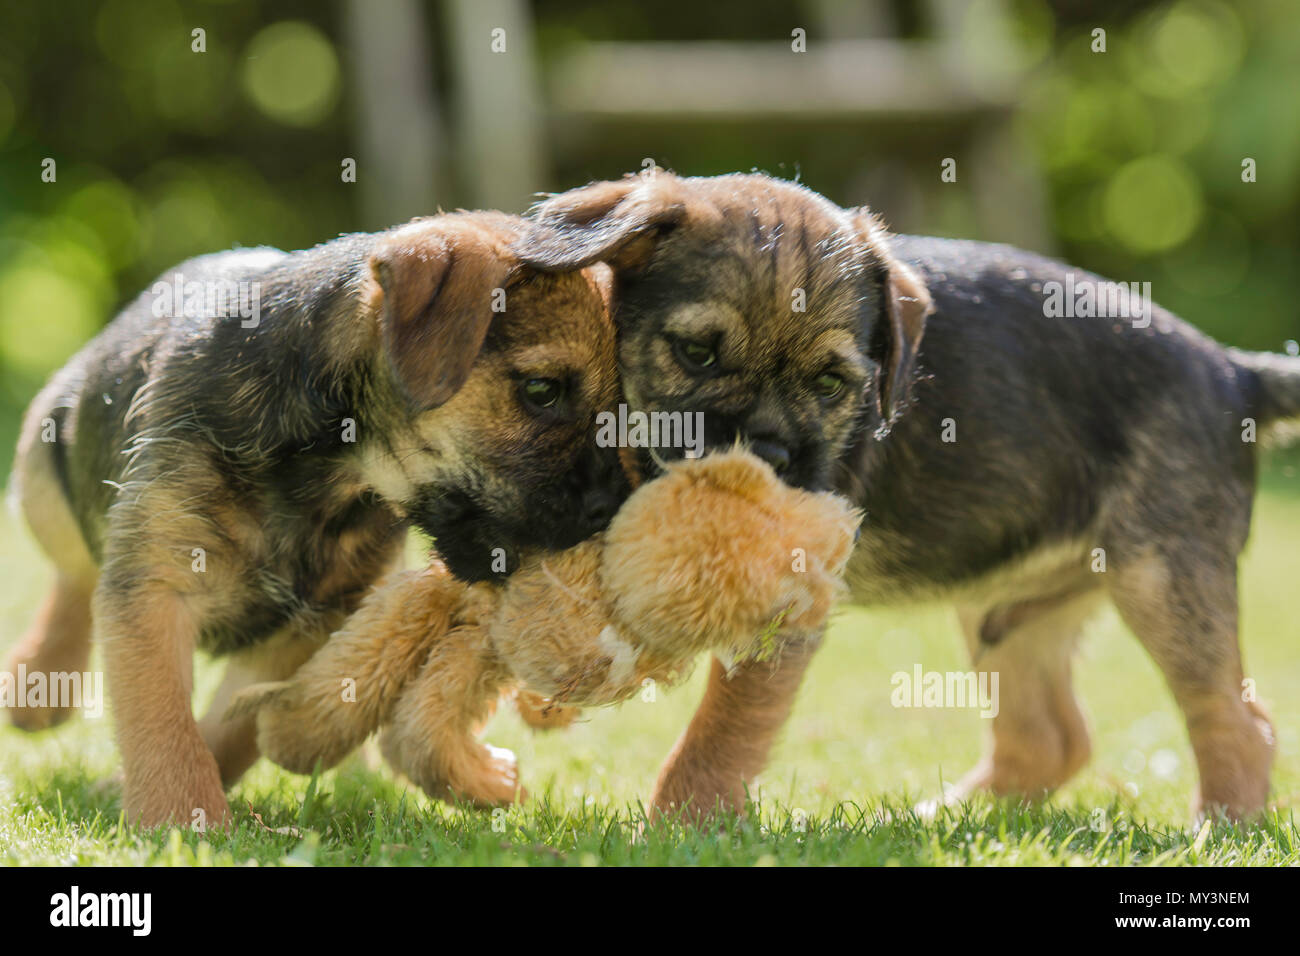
(124, 751, 232, 831)
(3, 648, 81, 732)
(4, 699, 79, 732)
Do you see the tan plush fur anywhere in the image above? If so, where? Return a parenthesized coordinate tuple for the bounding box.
(228, 449, 861, 806)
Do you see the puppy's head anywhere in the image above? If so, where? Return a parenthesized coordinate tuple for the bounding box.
(516, 172, 931, 492)
(361, 211, 626, 581)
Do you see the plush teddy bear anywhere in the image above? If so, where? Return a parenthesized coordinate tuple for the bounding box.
(227, 449, 861, 807)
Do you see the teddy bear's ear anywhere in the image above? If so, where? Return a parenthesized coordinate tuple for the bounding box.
(682, 445, 786, 501)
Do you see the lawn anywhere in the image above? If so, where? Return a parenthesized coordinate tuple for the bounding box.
(2, 462, 1299, 867)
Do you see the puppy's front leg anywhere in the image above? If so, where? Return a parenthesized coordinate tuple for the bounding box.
(650, 639, 821, 819)
(96, 579, 228, 830)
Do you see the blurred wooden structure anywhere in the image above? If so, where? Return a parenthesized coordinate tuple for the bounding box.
(345, 0, 1052, 250)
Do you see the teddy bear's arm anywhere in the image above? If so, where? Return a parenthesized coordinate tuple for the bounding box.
(380, 624, 525, 808)
(225, 566, 465, 775)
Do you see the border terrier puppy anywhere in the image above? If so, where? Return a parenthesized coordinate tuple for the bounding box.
(520, 170, 1291, 822)
(5, 211, 626, 828)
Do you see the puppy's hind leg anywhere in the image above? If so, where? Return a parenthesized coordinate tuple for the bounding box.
(6, 577, 97, 730)
(380, 626, 523, 808)
(5, 409, 98, 731)
(937, 585, 1103, 810)
(1107, 549, 1273, 820)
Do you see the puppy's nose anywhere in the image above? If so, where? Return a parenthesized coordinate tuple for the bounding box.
(749, 440, 791, 475)
(580, 489, 620, 531)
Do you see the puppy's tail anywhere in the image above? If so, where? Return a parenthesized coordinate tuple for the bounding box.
(1232, 348, 1300, 441)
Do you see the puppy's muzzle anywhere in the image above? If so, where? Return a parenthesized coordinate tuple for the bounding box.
(747, 438, 792, 476)
(579, 487, 622, 531)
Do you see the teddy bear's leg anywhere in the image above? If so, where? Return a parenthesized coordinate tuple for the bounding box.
(200, 626, 322, 785)
(224, 567, 465, 775)
(380, 625, 525, 808)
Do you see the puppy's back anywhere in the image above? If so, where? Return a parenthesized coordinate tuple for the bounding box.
(851, 234, 1258, 586)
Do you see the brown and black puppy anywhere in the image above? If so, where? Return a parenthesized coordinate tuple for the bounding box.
(6, 210, 626, 828)
(517, 171, 928, 812)
(520, 170, 1294, 822)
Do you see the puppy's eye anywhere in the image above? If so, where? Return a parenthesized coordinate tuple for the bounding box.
(813, 372, 845, 400)
(673, 337, 718, 372)
(520, 377, 564, 410)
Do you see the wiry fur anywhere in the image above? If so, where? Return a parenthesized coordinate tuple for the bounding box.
(521, 171, 1296, 822)
(6, 211, 626, 827)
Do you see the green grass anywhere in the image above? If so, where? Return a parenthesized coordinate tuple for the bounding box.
(3, 464, 1300, 866)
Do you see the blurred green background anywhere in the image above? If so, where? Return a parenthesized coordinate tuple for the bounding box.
(2, 1, 1300, 858)
(0, 0, 1297, 470)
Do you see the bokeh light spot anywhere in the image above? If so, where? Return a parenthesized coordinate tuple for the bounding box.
(1102, 155, 1203, 254)
(240, 22, 340, 128)
(0, 256, 103, 378)
(1128, 0, 1245, 99)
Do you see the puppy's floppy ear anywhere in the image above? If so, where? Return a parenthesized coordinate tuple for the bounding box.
(855, 210, 933, 427)
(517, 172, 687, 272)
(369, 219, 514, 410)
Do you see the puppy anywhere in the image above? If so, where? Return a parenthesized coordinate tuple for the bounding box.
(519, 170, 1293, 821)
(5, 210, 626, 828)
